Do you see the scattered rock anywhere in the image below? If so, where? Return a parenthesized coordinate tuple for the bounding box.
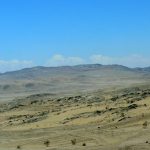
(127, 104, 138, 110)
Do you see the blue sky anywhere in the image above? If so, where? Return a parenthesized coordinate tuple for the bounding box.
(0, 0, 150, 72)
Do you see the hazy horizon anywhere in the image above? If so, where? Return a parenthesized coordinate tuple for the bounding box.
(0, 62, 150, 74)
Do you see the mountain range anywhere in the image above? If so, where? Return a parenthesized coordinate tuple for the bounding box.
(0, 64, 150, 101)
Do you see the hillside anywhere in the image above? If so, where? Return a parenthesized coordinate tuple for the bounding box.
(0, 64, 150, 149)
(0, 64, 150, 101)
(0, 85, 150, 149)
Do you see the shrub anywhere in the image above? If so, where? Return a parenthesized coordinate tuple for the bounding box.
(82, 143, 86, 146)
(71, 139, 76, 145)
(95, 110, 101, 114)
(121, 112, 125, 117)
(17, 145, 21, 149)
(44, 140, 50, 147)
(143, 121, 148, 129)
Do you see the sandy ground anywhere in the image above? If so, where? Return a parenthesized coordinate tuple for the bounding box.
(0, 86, 150, 150)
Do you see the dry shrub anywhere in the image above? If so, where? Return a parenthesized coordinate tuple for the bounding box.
(44, 140, 50, 147)
(82, 143, 86, 146)
(143, 121, 148, 129)
(17, 145, 21, 149)
(71, 139, 76, 145)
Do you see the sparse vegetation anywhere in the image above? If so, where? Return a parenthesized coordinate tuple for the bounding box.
(17, 145, 21, 149)
(44, 140, 50, 147)
(143, 121, 148, 129)
(142, 113, 145, 118)
(71, 139, 76, 145)
(121, 112, 125, 118)
(95, 110, 101, 114)
(82, 143, 86, 146)
(0, 85, 150, 149)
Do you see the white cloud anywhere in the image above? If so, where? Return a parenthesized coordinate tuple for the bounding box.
(90, 54, 150, 68)
(46, 54, 150, 68)
(0, 60, 34, 73)
(118, 54, 150, 67)
(1, 54, 150, 73)
(46, 54, 85, 66)
(90, 54, 114, 64)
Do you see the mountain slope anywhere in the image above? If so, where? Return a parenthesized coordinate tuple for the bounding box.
(0, 64, 150, 101)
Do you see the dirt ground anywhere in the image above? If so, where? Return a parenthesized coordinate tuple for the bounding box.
(0, 86, 150, 150)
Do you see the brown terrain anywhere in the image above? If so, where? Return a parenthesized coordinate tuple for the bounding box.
(0, 64, 150, 150)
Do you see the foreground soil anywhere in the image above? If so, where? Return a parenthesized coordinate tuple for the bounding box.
(0, 86, 150, 150)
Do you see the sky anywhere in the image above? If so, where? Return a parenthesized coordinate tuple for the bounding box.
(0, 0, 150, 72)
